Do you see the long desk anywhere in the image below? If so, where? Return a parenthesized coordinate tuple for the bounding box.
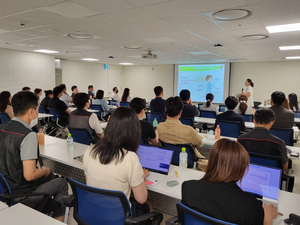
(38, 113, 53, 119)
(0, 201, 8, 211)
(69, 107, 99, 113)
(39, 136, 300, 224)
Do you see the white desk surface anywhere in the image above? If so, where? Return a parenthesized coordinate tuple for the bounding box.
(39, 135, 86, 170)
(108, 105, 117, 109)
(0, 201, 8, 211)
(258, 104, 272, 108)
(68, 107, 99, 113)
(38, 113, 53, 119)
(194, 117, 255, 129)
(0, 203, 64, 225)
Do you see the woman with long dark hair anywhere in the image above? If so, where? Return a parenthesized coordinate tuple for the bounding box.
(199, 93, 219, 114)
(235, 95, 253, 115)
(121, 88, 132, 102)
(40, 90, 53, 114)
(83, 107, 150, 216)
(182, 139, 282, 225)
(288, 93, 299, 111)
(241, 78, 254, 107)
(0, 91, 14, 119)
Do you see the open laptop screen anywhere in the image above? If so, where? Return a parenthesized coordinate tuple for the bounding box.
(237, 164, 281, 200)
(137, 145, 173, 175)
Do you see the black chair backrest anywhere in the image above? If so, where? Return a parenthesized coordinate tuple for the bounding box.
(269, 128, 293, 146)
(145, 112, 163, 124)
(242, 114, 253, 122)
(198, 104, 203, 111)
(248, 152, 283, 170)
(90, 104, 102, 116)
(200, 110, 216, 119)
(219, 105, 227, 113)
(215, 120, 241, 138)
(0, 113, 11, 124)
(179, 117, 194, 127)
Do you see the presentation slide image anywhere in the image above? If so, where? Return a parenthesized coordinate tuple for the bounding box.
(178, 64, 225, 103)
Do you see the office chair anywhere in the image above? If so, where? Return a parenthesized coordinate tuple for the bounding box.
(65, 178, 163, 225)
(108, 100, 117, 106)
(38, 106, 45, 114)
(216, 120, 241, 138)
(270, 128, 294, 146)
(145, 112, 163, 125)
(248, 152, 294, 192)
(0, 112, 11, 124)
(219, 105, 227, 113)
(294, 111, 300, 119)
(179, 117, 194, 127)
(160, 142, 205, 168)
(90, 104, 104, 121)
(198, 103, 203, 111)
(120, 102, 130, 107)
(67, 126, 94, 145)
(0, 173, 61, 214)
(242, 114, 253, 122)
(166, 202, 237, 225)
(200, 110, 216, 119)
(47, 108, 68, 137)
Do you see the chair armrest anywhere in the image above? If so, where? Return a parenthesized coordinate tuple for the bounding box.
(282, 174, 295, 192)
(0, 191, 49, 201)
(62, 195, 75, 207)
(124, 211, 163, 225)
(165, 216, 179, 225)
(192, 156, 206, 162)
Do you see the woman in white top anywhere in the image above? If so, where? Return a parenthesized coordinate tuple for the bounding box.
(121, 88, 132, 102)
(234, 95, 253, 115)
(241, 79, 254, 107)
(200, 93, 219, 115)
(34, 88, 43, 105)
(288, 93, 299, 112)
(83, 107, 150, 216)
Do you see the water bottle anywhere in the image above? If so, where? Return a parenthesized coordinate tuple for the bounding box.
(179, 147, 188, 173)
(66, 133, 74, 151)
(38, 129, 44, 145)
(153, 118, 158, 128)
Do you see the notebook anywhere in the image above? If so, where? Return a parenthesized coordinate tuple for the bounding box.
(237, 164, 281, 207)
(137, 145, 174, 187)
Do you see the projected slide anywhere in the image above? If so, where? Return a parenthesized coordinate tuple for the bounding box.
(178, 64, 226, 103)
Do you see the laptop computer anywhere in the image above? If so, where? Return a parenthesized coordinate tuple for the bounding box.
(237, 164, 281, 207)
(137, 145, 174, 187)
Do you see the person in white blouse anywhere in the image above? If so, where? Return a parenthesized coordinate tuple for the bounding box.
(112, 87, 120, 102)
(241, 79, 254, 107)
(234, 95, 253, 115)
(200, 93, 219, 115)
(121, 88, 132, 102)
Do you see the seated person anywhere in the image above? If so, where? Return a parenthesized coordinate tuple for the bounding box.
(121, 88, 132, 102)
(34, 88, 42, 105)
(83, 107, 150, 217)
(59, 84, 72, 106)
(88, 85, 95, 99)
(94, 90, 110, 120)
(130, 97, 159, 145)
(0, 91, 68, 222)
(157, 96, 207, 171)
(282, 98, 290, 110)
(200, 93, 219, 115)
(71, 85, 78, 98)
(22, 86, 31, 92)
(288, 93, 299, 112)
(112, 86, 120, 102)
(215, 96, 245, 131)
(180, 89, 199, 117)
(40, 90, 53, 114)
(182, 139, 282, 225)
(270, 91, 294, 128)
(234, 95, 253, 115)
(237, 108, 289, 172)
(69, 93, 103, 139)
(48, 86, 71, 126)
(150, 86, 166, 120)
(0, 91, 14, 119)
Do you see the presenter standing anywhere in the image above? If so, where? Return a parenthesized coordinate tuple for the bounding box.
(241, 79, 254, 107)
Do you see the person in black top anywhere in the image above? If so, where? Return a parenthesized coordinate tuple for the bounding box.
(48, 86, 71, 126)
(238, 108, 289, 172)
(88, 85, 95, 99)
(215, 96, 245, 131)
(150, 86, 166, 120)
(130, 97, 159, 145)
(71, 85, 78, 98)
(40, 90, 53, 113)
(179, 89, 199, 118)
(182, 139, 282, 225)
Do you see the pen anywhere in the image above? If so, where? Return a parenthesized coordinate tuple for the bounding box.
(175, 170, 179, 178)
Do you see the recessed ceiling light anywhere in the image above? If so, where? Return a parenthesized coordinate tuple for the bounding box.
(266, 23, 300, 33)
(212, 9, 252, 21)
(286, 56, 300, 59)
(123, 45, 143, 50)
(279, 45, 300, 50)
(119, 63, 134, 65)
(241, 34, 269, 40)
(34, 49, 59, 54)
(81, 58, 99, 61)
(67, 33, 93, 39)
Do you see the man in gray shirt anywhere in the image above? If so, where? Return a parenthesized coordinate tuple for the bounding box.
(0, 91, 68, 222)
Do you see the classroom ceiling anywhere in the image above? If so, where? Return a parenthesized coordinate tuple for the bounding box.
(0, 0, 299, 65)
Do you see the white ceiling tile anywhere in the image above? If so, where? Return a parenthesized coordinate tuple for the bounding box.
(218, 19, 263, 31)
(0, 15, 45, 29)
(15, 29, 53, 37)
(184, 24, 225, 34)
(0, 32, 36, 42)
(165, 14, 215, 27)
(0, 1, 36, 14)
(132, 19, 176, 30)
(187, 0, 248, 13)
(125, 0, 171, 6)
(17, 9, 70, 24)
(22, 0, 65, 8)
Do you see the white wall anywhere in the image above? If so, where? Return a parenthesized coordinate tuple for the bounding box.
(60, 60, 123, 97)
(123, 65, 174, 101)
(230, 61, 300, 103)
(0, 48, 55, 95)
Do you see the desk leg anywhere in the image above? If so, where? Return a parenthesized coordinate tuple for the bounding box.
(148, 191, 179, 216)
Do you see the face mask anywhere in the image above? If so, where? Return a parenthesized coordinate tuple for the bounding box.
(116, 90, 119, 93)
(30, 110, 38, 128)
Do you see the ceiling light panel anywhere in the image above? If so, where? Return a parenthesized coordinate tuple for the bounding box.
(34, 49, 59, 53)
(286, 56, 300, 59)
(119, 62, 134, 65)
(266, 23, 300, 33)
(81, 58, 99, 61)
(279, 46, 300, 50)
